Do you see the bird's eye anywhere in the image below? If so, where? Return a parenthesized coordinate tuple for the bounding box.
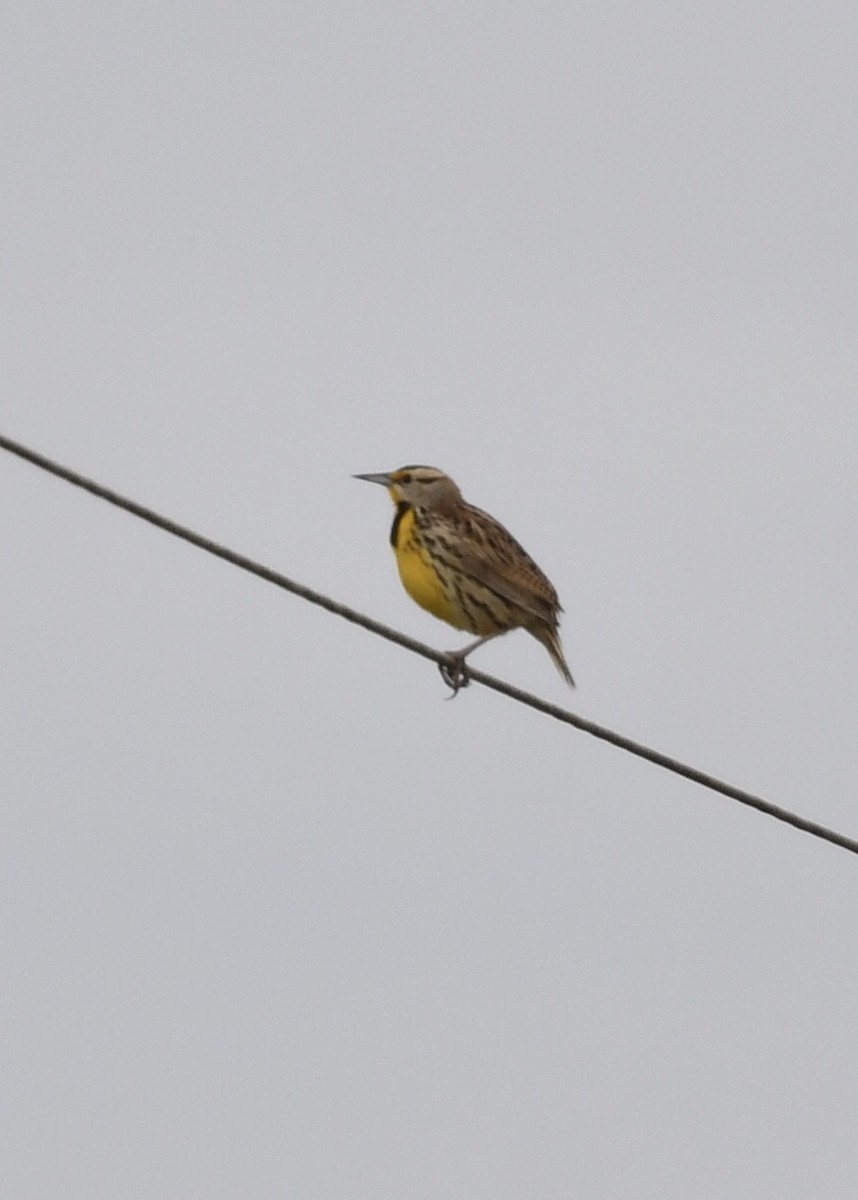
(399, 472, 412, 484)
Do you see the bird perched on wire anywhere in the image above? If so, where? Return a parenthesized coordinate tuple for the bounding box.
(354, 465, 574, 693)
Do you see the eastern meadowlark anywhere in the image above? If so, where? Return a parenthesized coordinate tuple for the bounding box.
(355, 465, 574, 691)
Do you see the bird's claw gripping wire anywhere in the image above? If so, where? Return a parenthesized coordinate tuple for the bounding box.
(439, 653, 470, 696)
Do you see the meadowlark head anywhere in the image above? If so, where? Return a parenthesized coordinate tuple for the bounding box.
(354, 465, 462, 511)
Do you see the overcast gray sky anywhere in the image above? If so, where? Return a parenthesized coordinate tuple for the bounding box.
(3, 2, 858, 1196)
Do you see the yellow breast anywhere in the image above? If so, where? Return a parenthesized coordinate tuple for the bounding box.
(392, 507, 467, 629)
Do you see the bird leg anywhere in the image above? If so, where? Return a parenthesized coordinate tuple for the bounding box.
(438, 635, 498, 696)
(439, 653, 470, 695)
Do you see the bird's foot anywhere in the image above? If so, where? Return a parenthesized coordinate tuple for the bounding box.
(439, 653, 470, 697)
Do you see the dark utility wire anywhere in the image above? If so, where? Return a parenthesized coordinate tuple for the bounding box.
(2, 431, 856, 859)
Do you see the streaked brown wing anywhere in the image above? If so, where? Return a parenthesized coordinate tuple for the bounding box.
(457, 506, 561, 622)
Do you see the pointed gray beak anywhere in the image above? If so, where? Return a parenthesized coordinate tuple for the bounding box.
(353, 472, 394, 487)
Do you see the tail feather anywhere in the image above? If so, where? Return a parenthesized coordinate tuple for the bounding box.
(534, 624, 575, 688)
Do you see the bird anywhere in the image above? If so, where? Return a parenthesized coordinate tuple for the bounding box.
(354, 465, 574, 692)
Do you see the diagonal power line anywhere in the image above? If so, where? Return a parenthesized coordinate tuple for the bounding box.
(2, 430, 856, 859)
